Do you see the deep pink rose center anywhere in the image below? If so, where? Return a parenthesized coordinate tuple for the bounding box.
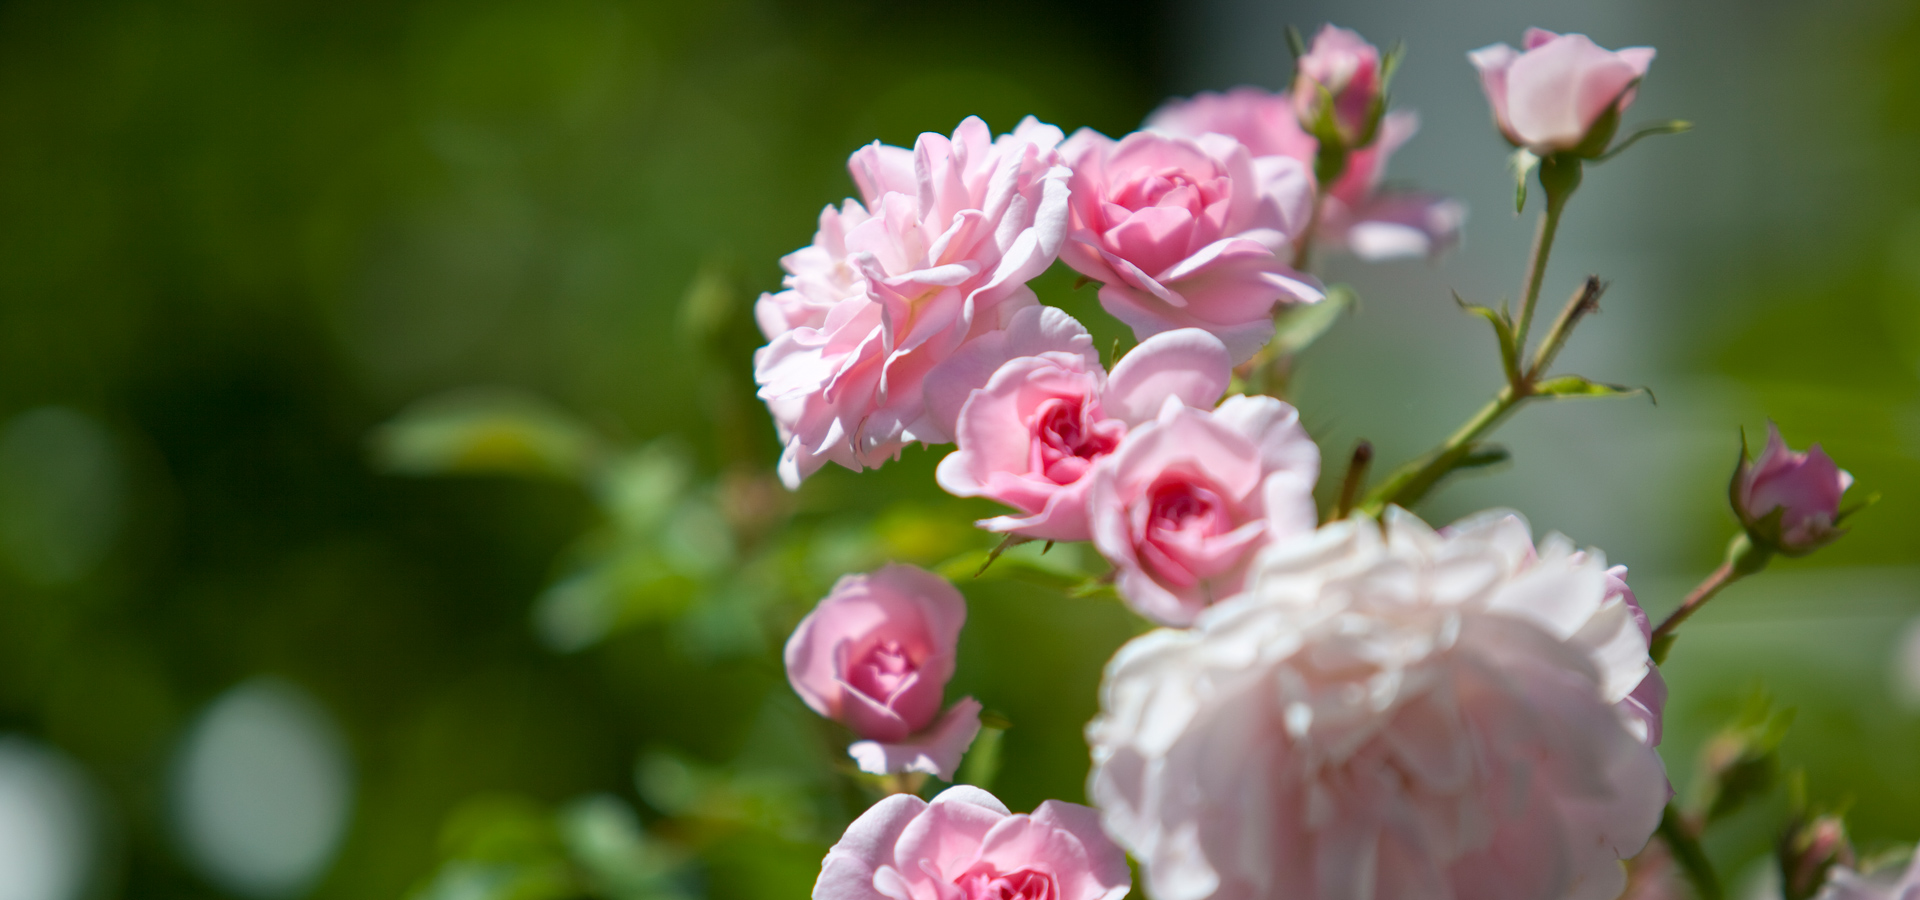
(1029, 397, 1124, 485)
(955, 866, 1058, 900)
(1111, 166, 1225, 215)
(846, 640, 919, 707)
(1136, 472, 1243, 588)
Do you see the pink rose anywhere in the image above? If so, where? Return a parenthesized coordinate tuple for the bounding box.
(929, 306, 1234, 542)
(1735, 424, 1855, 554)
(1089, 509, 1670, 900)
(784, 564, 981, 779)
(814, 785, 1130, 900)
(1469, 28, 1656, 156)
(1087, 395, 1320, 625)
(754, 117, 1072, 487)
(1291, 24, 1383, 146)
(1147, 88, 1463, 262)
(1058, 128, 1320, 363)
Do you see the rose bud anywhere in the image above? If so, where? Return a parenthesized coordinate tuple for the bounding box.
(1733, 424, 1856, 556)
(1291, 24, 1386, 152)
(1469, 28, 1655, 157)
(814, 786, 1130, 900)
(1782, 814, 1855, 900)
(926, 306, 1234, 542)
(784, 565, 981, 779)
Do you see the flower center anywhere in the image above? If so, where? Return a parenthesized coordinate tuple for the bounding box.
(847, 640, 918, 705)
(1132, 471, 1252, 588)
(1111, 166, 1225, 216)
(1147, 476, 1233, 539)
(1029, 397, 1123, 485)
(955, 866, 1058, 900)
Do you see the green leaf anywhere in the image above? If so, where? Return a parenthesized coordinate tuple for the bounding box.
(940, 538, 1102, 592)
(1379, 40, 1405, 92)
(559, 795, 689, 900)
(1456, 444, 1510, 470)
(1270, 284, 1355, 357)
(1454, 292, 1519, 381)
(1692, 691, 1796, 825)
(676, 256, 735, 344)
(1595, 119, 1692, 163)
(957, 719, 1007, 790)
(371, 387, 604, 481)
(1509, 147, 1540, 212)
(1531, 375, 1649, 400)
(1284, 24, 1307, 61)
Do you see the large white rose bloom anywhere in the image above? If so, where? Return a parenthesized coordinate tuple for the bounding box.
(1086, 508, 1669, 900)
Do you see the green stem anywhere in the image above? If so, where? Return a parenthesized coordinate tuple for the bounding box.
(1292, 191, 1327, 271)
(1651, 533, 1770, 646)
(1358, 384, 1528, 515)
(1512, 191, 1566, 351)
(1660, 804, 1724, 900)
(1527, 276, 1605, 381)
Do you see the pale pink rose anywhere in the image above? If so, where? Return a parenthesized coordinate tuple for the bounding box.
(1605, 564, 1669, 747)
(930, 307, 1233, 542)
(1088, 508, 1670, 900)
(784, 564, 981, 779)
(1815, 853, 1920, 900)
(1736, 423, 1855, 554)
(1147, 89, 1463, 261)
(1291, 24, 1383, 145)
(815, 786, 1131, 900)
(1469, 28, 1656, 156)
(1086, 395, 1319, 626)
(1058, 128, 1321, 363)
(755, 116, 1072, 487)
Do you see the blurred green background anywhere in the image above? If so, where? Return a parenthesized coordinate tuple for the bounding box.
(0, 0, 1916, 897)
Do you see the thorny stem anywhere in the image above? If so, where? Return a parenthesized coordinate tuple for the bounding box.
(1358, 385, 1527, 516)
(1528, 276, 1606, 381)
(1333, 440, 1374, 520)
(1660, 804, 1725, 900)
(1358, 162, 1599, 515)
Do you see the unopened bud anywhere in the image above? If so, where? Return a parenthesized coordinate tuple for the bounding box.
(1781, 815, 1854, 900)
(1291, 25, 1387, 158)
(1730, 424, 1858, 557)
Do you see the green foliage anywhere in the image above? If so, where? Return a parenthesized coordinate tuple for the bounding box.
(1271, 285, 1356, 359)
(1691, 692, 1796, 826)
(409, 794, 693, 900)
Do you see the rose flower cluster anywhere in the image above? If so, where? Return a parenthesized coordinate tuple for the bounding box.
(748, 22, 1884, 900)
